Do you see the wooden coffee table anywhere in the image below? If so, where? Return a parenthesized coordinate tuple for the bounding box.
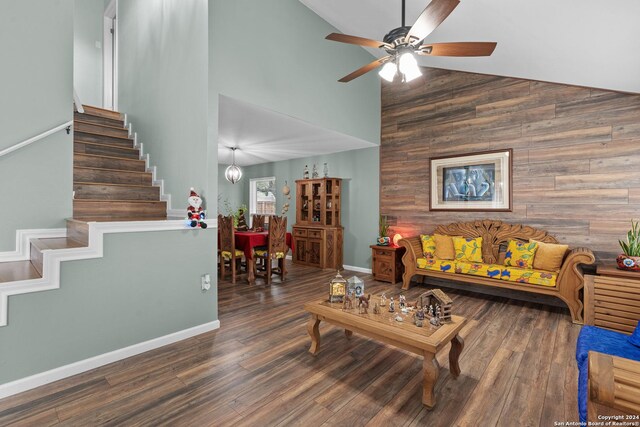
(304, 299, 466, 409)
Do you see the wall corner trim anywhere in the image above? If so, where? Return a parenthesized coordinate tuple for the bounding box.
(0, 320, 220, 400)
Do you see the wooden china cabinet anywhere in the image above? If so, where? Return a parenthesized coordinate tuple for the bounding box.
(293, 178, 343, 270)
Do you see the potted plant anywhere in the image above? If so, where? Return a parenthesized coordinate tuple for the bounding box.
(377, 215, 390, 246)
(617, 220, 640, 271)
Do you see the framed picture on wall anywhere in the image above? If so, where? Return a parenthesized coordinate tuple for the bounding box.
(429, 149, 512, 212)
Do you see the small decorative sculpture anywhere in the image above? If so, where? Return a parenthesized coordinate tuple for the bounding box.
(323, 162, 329, 178)
(395, 315, 404, 322)
(303, 165, 309, 179)
(312, 164, 319, 178)
(235, 207, 248, 231)
(380, 294, 387, 307)
(186, 188, 207, 229)
(373, 302, 381, 314)
(399, 295, 406, 309)
(343, 294, 354, 310)
(389, 297, 395, 313)
(358, 294, 371, 314)
(415, 307, 425, 327)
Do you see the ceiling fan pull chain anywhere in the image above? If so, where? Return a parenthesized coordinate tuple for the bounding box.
(402, 0, 406, 27)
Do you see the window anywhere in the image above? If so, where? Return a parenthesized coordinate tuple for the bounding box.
(249, 177, 276, 225)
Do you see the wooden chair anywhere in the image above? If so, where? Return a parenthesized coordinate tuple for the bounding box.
(253, 215, 288, 285)
(218, 214, 244, 284)
(251, 214, 266, 231)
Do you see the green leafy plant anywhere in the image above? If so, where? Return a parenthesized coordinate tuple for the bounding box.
(379, 215, 390, 237)
(619, 220, 640, 256)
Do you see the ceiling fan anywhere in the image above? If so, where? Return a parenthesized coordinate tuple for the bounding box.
(325, 0, 497, 83)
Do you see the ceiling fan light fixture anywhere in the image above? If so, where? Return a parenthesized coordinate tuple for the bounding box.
(225, 147, 243, 184)
(378, 61, 398, 82)
(398, 51, 422, 82)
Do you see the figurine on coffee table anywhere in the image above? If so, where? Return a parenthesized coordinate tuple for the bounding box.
(399, 295, 406, 309)
(358, 294, 371, 314)
(343, 294, 354, 310)
(389, 297, 395, 313)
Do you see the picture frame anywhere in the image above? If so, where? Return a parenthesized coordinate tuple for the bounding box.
(429, 149, 512, 212)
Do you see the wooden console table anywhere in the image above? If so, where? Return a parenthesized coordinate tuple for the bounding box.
(584, 263, 640, 333)
(304, 299, 466, 408)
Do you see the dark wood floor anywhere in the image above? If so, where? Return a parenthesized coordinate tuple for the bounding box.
(0, 262, 582, 426)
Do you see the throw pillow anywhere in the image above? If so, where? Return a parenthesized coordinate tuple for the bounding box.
(530, 239, 569, 272)
(420, 234, 437, 258)
(504, 240, 538, 269)
(453, 236, 483, 263)
(434, 234, 456, 260)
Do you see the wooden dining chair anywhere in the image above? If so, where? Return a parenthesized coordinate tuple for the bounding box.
(218, 214, 244, 284)
(253, 215, 288, 285)
(251, 214, 266, 231)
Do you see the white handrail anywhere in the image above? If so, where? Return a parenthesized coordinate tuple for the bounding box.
(0, 121, 73, 159)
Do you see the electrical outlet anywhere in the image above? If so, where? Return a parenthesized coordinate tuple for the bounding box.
(201, 274, 211, 292)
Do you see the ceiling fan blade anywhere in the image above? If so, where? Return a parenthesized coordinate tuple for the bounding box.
(326, 33, 391, 49)
(338, 57, 390, 83)
(418, 42, 497, 56)
(405, 0, 460, 44)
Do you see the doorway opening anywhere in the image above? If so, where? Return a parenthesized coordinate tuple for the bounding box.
(103, 0, 118, 110)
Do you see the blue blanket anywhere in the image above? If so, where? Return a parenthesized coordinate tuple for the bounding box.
(576, 325, 640, 423)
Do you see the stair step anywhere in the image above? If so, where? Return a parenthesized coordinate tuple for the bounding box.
(74, 166, 152, 186)
(74, 153, 146, 172)
(0, 261, 41, 284)
(30, 238, 87, 276)
(75, 131, 134, 148)
(73, 200, 167, 219)
(81, 105, 123, 121)
(75, 120, 129, 139)
(66, 219, 89, 246)
(74, 141, 140, 160)
(74, 182, 160, 201)
(74, 112, 124, 128)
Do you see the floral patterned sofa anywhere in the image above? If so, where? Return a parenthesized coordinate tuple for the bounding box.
(398, 220, 596, 324)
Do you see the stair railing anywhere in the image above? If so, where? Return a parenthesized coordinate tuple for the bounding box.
(0, 121, 73, 159)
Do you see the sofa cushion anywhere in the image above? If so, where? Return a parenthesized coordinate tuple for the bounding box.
(434, 234, 456, 260)
(416, 257, 455, 273)
(455, 261, 502, 278)
(500, 266, 557, 287)
(530, 239, 568, 272)
(453, 237, 483, 263)
(576, 325, 640, 423)
(504, 240, 539, 269)
(420, 234, 437, 258)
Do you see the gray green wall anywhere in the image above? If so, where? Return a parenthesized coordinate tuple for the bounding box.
(0, 230, 216, 384)
(74, 0, 104, 107)
(0, 0, 73, 252)
(0, 0, 217, 387)
(209, 0, 381, 145)
(210, 0, 381, 269)
(118, 0, 210, 204)
(219, 146, 380, 269)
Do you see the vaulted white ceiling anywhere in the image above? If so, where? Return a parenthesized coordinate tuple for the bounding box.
(301, 0, 640, 94)
(217, 95, 376, 166)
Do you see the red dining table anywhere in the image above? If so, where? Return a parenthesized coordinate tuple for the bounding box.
(233, 230, 293, 284)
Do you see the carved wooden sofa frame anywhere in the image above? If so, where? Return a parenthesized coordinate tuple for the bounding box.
(398, 220, 596, 324)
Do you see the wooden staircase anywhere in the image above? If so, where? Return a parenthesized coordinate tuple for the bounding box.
(73, 105, 167, 221)
(0, 105, 168, 286)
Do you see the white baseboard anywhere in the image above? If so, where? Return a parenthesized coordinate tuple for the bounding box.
(343, 265, 372, 274)
(0, 320, 220, 400)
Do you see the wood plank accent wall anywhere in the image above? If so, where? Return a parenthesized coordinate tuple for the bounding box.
(380, 67, 640, 261)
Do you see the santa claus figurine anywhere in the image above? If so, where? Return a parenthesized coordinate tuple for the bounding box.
(187, 188, 207, 229)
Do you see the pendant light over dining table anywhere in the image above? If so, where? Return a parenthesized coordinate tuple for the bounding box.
(225, 147, 243, 184)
